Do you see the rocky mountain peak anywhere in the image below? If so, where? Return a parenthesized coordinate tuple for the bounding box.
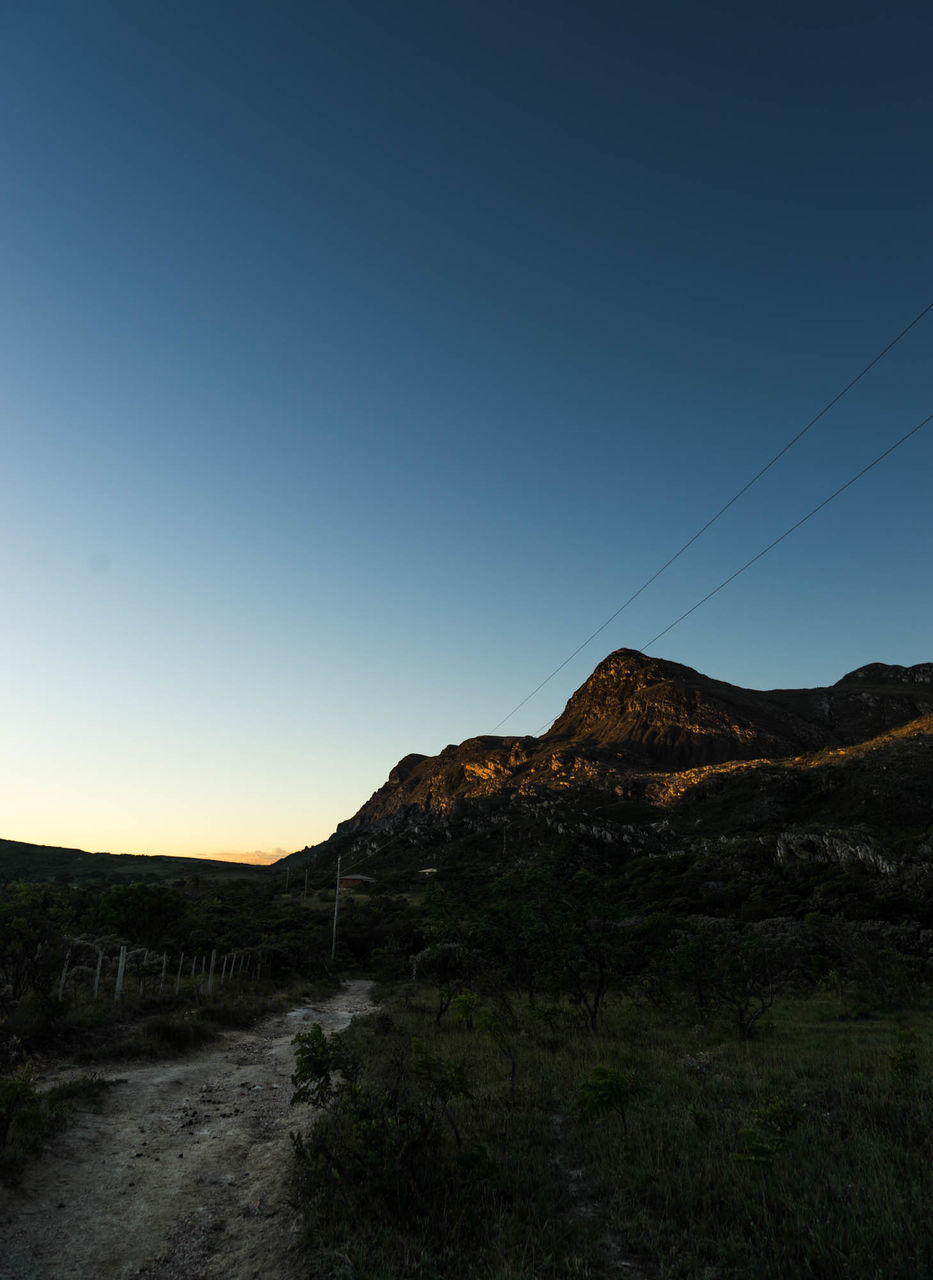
(546, 649, 712, 739)
(335, 650, 933, 836)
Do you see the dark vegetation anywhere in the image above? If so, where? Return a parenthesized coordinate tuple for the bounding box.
(0, 869, 384, 1180)
(286, 812, 933, 1280)
(293, 971, 933, 1280)
(6, 813, 933, 1275)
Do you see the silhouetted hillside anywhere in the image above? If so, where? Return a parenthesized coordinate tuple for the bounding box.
(0, 838, 270, 885)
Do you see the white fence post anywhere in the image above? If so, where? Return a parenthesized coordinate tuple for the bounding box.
(93, 949, 104, 1001)
(57, 947, 72, 1001)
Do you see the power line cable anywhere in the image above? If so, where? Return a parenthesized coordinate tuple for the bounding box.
(638, 408, 933, 652)
(333, 414, 930, 862)
(531, 407, 933, 736)
(342, 829, 407, 876)
(489, 300, 933, 733)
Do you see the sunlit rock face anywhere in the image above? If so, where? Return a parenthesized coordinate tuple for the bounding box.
(544, 650, 814, 767)
(338, 650, 933, 835)
(546, 650, 933, 768)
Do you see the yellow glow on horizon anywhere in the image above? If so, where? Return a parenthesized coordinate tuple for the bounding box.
(173, 849, 289, 865)
(118, 847, 293, 865)
(1, 820, 298, 866)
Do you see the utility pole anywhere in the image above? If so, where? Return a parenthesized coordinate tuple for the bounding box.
(331, 855, 342, 962)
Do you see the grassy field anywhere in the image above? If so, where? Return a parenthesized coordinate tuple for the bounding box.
(291, 983, 933, 1280)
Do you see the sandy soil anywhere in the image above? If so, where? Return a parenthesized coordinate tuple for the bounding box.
(0, 980, 375, 1280)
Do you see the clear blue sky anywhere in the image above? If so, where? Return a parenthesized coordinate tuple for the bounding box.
(2, 1, 931, 859)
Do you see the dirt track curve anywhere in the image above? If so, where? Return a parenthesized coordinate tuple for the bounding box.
(0, 980, 375, 1280)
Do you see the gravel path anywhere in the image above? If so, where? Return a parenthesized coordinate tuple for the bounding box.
(0, 980, 375, 1280)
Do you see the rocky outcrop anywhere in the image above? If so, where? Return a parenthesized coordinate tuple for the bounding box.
(774, 830, 895, 875)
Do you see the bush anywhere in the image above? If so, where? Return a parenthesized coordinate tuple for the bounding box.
(0, 1064, 113, 1181)
(292, 1023, 474, 1219)
(96, 1014, 216, 1059)
(0, 1062, 45, 1176)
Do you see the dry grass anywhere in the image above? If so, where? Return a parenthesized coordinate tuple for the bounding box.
(292, 986, 933, 1279)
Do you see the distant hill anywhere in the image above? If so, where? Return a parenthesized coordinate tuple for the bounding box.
(0, 838, 270, 885)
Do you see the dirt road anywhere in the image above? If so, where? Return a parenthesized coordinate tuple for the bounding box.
(0, 980, 375, 1280)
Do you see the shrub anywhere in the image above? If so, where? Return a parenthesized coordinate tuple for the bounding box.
(1, 1064, 113, 1181)
(292, 1023, 482, 1225)
(0, 1062, 45, 1175)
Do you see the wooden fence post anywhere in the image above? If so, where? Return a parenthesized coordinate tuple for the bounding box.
(114, 945, 127, 1000)
(160, 952, 168, 994)
(207, 949, 217, 995)
(176, 952, 185, 995)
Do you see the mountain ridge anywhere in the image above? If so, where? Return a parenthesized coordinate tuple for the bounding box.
(336, 650, 933, 836)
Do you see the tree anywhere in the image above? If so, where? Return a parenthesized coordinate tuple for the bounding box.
(0, 884, 67, 1017)
(669, 920, 804, 1038)
(96, 884, 188, 950)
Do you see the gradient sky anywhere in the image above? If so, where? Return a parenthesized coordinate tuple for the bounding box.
(2, 1, 931, 860)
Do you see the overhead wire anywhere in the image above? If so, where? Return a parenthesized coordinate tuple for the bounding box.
(329, 311, 932, 846)
(341, 829, 408, 876)
(638, 408, 933, 648)
(530, 407, 933, 734)
(489, 299, 933, 734)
